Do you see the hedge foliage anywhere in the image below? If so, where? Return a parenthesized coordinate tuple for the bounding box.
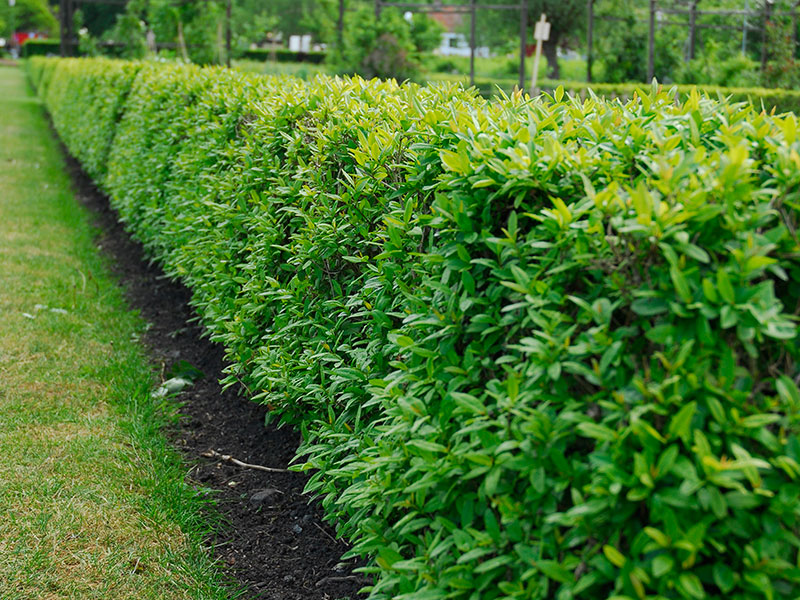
(28, 56, 800, 600)
(239, 47, 327, 63)
(556, 80, 800, 118)
(428, 72, 800, 115)
(20, 38, 60, 58)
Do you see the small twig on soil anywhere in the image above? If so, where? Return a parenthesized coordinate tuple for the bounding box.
(201, 449, 290, 473)
(313, 521, 339, 545)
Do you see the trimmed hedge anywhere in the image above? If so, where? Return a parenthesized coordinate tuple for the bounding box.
(427, 72, 800, 114)
(29, 57, 800, 600)
(21, 39, 60, 58)
(31, 58, 143, 179)
(555, 80, 800, 117)
(239, 47, 327, 63)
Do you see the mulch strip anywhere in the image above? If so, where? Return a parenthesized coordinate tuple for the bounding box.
(59, 149, 369, 599)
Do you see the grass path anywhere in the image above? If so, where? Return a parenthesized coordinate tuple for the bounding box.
(0, 66, 237, 599)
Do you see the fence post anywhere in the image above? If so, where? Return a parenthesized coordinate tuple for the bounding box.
(470, 0, 476, 87)
(586, 0, 594, 83)
(225, 0, 231, 67)
(761, 0, 772, 72)
(59, 0, 67, 56)
(647, 0, 655, 81)
(338, 0, 345, 47)
(518, 0, 527, 90)
(688, 0, 698, 60)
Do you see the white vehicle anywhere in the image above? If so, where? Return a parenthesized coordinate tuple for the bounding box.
(435, 32, 490, 58)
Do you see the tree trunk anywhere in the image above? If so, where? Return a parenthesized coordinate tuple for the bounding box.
(177, 19, 189, 62)
(542, 37, 559, 79)
(217, 19, 224, 65)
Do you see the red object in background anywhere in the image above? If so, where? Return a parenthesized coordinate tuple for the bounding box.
(525, 43, 536, 57)
(13, 32, 45, 46)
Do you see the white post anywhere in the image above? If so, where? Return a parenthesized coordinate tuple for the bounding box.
(9, 0, 16, 59)
(530, 14, 550, 95)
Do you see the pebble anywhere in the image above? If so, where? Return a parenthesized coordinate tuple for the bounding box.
(250, 488, 281, 505)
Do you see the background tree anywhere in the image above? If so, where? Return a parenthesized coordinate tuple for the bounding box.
(0, 0, 57, 37)
(244, 0, 337, 43)
(468, 0, 584, 78)
(103, 0, 148, 58)
(592, 0, 682, 82)
(530, 0, 585, 79)
(329, 5, 419, 80)
(408, 11, 445, 53)
(101, 0, 226, 63)
(79, 2, 125, 38)
(229, 0, 276, 53)
(763, 16, 800, 88)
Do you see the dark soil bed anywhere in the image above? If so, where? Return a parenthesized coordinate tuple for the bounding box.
(61, 151, 369, 599)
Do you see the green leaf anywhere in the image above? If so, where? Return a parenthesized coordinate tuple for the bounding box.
(646, 324, 675, 344)
(552, 197, 572, 225)
(440, 149, 468, 175)
(713, 562, 735, 593)
(631, 296, 669, 316)
(652, 554, 674, 577)
(740, 413, 781, 428)
(474, 554, 513, 573)
(377, 546, 404, 568)
(643, 526, 670, 547)
(670, 265, 692, 303)
(393, 335, 415, 347)
(682, 243, 710, 263)
(576, 422, 617, 443)
(656, 445, 680, 476)
(717, 269, 735, 304)
(451, 392, 486, 415)
(603, 544, 627, 567)
(406, 439, 447, 453)
(726, 491, 762, 509)
(701, 277, 718, 303)
(777, 375, 800, 408)
(535, 560, 573, 584)
(679, 573, 706, 599)
(720, 305, 738, 329)
(706, 396, 726, 424)
(668, 402, 697, 444)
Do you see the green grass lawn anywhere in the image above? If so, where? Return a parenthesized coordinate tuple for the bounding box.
(0, 65, 238, 599)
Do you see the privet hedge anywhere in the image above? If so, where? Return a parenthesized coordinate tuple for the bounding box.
(428, 73, 800, 115)
(28, 56, 800, 600)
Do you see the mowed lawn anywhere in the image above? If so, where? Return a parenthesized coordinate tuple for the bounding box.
(0, 65, 236, 599)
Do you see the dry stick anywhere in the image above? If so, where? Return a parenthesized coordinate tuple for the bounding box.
(313, 521, 339, 545)
(201, 449, 290, 473)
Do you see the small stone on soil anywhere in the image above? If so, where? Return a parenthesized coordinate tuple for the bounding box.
(250, 488, 281, 505)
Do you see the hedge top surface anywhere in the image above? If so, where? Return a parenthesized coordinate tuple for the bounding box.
(30, 57, 800, 600)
